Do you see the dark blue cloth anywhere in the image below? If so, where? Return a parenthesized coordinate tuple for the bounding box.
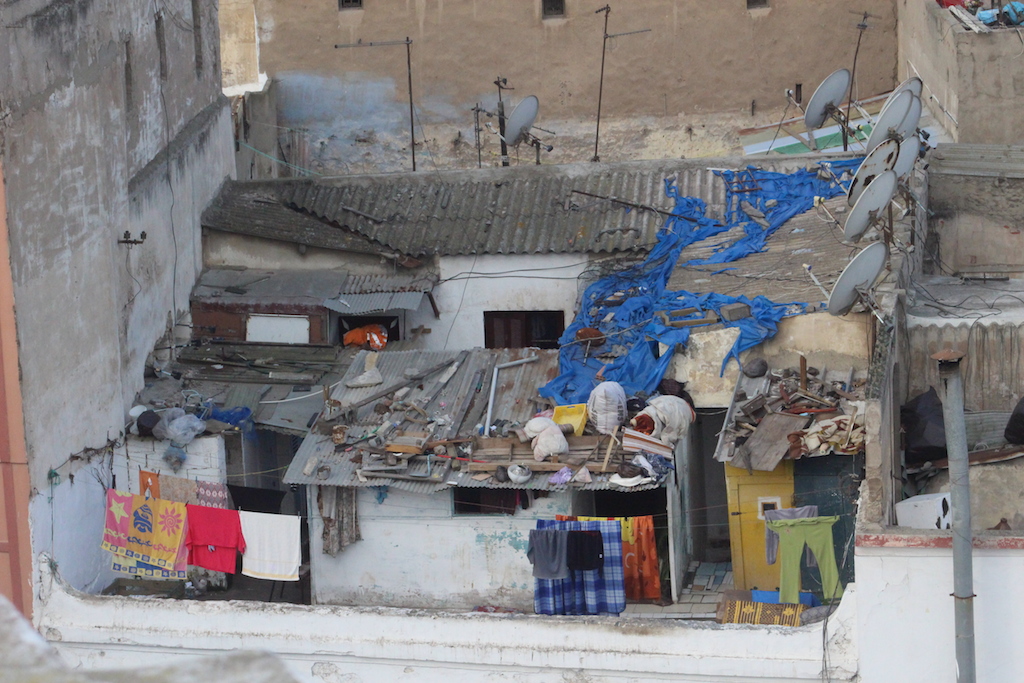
(534, 520, 624, 616)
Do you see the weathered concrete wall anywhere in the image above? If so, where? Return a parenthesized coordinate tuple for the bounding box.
(231, 79, 282, 180)
(221, 0, 263, 91)
(898, 0, 1024, 144)
(234, 0, 896, 172)
(422, 253, 588, 350)
(0, 0, 234, 596)
(309, 486, 571, 610)
(856, 534, 1024, 682)
(36, 558, 859, 681)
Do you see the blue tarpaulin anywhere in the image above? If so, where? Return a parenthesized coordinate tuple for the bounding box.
(540, 160, 862, 406)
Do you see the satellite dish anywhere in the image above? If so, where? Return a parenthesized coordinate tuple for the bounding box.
(828, 242, 888, 316)
(504, 96, 539, 147)
(891, 76, 923, 102)
(895, 95, 922, 140)
(893, 135, 921, 179)
(864, 90, 914, 153)
(848, 139, 900, 207)
(843, 170, 897, 242)
(804, 69, 851, 130)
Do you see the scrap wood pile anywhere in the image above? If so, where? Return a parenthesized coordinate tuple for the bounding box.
(723, 358, 867, 473)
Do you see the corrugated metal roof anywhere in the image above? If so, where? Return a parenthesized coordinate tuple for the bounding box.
(282, 347, 664, 493)
(340, 274, 437, 294)
(324, 291, 427, 315)
(928, 144, 1024, 178)
(193, 269, 348, 306)
(201, 180, 386, 255)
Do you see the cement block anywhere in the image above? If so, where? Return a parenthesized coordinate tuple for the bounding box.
(720, 302, 751, 322)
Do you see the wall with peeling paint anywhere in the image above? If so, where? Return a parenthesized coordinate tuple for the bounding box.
(0, 0, 235, 596)
(36, 558, 860, 681)
(308, 486, 571, 609)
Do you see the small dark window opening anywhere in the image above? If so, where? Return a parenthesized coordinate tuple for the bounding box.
(191, 0, 204, 75)
(123, 39, 134, 110)
(338, 315, 401, 344)
(543, 0, 566, 18)
(484, 311, 564, 349)
(746, 0, 769, 8)
(155, 12, 168, 80)
(454, 488, 518, 515)
(339, 0, 363, 9)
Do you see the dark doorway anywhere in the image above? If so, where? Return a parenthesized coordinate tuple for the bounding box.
(483, 310, 564, 349)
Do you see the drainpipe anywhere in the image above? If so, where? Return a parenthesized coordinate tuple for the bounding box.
(484, 356, 538, 434)
(933, 349, 976, 683)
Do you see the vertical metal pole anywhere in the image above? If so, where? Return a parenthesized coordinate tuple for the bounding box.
(845, 14, 868, 153)
(473, 105, 482, 169)
(933, 350, 976, 683)
(593, 5, 611, 162)
(496, 79, 509, 167)
(406, 38, 416, 172)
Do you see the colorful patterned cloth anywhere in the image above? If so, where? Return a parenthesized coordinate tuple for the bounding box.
(101, 489, 187, 569)
(110, 515, 189, 580)
(159, 474, 199, 505)
(720, 599, 805, 626)
(139, 470, 161, 499)
(196, 480, 233, 509)
(534, 519, 624, 616)
(560, 515, 661, 600)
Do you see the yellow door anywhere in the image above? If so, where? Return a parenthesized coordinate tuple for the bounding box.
(725, 461, 794, 591)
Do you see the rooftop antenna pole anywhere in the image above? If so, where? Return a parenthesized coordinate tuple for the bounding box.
(846, 11, 873, 151)
(495, 77, 513, 167)
(335, 37, 417, 171)
(592, 5, 651, 162)
(933, 349, 977, 683)
(472, 104, 484, 168)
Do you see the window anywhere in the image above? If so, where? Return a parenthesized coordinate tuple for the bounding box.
(338, 315, 401, 344)
(542, 0, 566, 18)
(746, 0, 769, 8)
(454, 488, 518, 515)
(339, 0, 363, 9)
(191, 0, 204, 75)
(484, 311, 564, 349)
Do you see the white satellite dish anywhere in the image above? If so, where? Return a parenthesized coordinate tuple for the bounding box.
(828, 242, 888, 317)
(844, 170, 897, 242)
(895, 95, 922, 141)
(804, 69, 852, 130)
(864, 90, 914, 153)
(891, 76, 923, 102)
(848, 138, 900, 207)
(504, 96, 539, 147)
(894, 135, 921, 179)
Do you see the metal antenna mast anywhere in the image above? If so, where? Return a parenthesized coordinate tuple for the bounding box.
(845, 11, 875, 151)
(335, 37, 417, 171)
(592, 5, 650, 162)
(495, 77, 513, 167)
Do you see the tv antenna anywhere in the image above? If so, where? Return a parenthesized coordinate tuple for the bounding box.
(844, 11, 878, 149)
(592, 5, 651, 162)
(494, 77, 514, 166)
(335, 37, 417, 172)
(827, 242, 888, 321)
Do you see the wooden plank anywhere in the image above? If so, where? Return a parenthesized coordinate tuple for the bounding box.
(950, 5, 992, 33)
(467, 461, 576, 472)
(601, 426, 620, 472)
(740, 412, 811, 472)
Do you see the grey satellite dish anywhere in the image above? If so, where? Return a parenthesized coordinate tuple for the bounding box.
(844, 170, 897, 242)
(504, 96, 539, 147)
(848, 138, 900, 207)
(804, 69, 851, 130)
(894, 135, 921, 179)
(864, 90, 913, 153)
(892, 76, 923, 102)
(828, 242, 888, 316)
(895, 95, 922, 140)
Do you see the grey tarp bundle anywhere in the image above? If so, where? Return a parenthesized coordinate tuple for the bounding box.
(319, 486, 361, 556)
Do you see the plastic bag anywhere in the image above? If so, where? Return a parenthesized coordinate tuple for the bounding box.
(532, 425, 569, 462)
(587, 381, 627, 435)
(154, 408, 206, 446)
(637, 395, 694, 445)
(524, 416, 559, 439)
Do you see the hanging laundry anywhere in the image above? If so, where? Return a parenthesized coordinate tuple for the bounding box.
(571, 515, 661, 601)
(318, 486, 361, 556)
(101, 489, 187, 570)
(196, 480, 234, 509)
(534, 519, 624, 616)
(527, 529, 569, 580)
(239, 511, 301, 581)
(160, 474, 199, 505)
(764, 505, 818, 567)
(185, 505, 246, 573)
(765, 516, 844, 605)
(567, 531, 604, 571)
(111, 514, 189, 580)
(139, 470, 161, 499)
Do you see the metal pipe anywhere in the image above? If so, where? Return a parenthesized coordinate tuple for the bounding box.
(592, 5, 611, 162)
(484, 356, 538, 434)
(933, 349, 976, 683)
(405, 38, 416, 172)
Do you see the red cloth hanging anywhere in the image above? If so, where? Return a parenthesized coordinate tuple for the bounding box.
(185, 505, 246, 573)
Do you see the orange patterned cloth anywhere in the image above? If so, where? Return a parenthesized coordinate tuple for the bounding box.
(139, 470, 160, 499)
(557, 515, 661, 600)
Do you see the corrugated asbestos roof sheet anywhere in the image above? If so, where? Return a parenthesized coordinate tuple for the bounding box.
(928, 144, 1024, 178)
(340, 274, 437, 294)
(201, 180, 385, 255)
(193, 269, 348, 306)
(324, 291, 427, 315)
(282, 347, 663, 494)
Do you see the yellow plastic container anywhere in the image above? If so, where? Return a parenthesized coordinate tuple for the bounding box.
(553, 404, 588, 436)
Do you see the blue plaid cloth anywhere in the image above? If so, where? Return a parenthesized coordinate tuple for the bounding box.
(534, 519, 625, 615)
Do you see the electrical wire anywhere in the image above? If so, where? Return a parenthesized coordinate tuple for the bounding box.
(764, 101, 792, 156)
